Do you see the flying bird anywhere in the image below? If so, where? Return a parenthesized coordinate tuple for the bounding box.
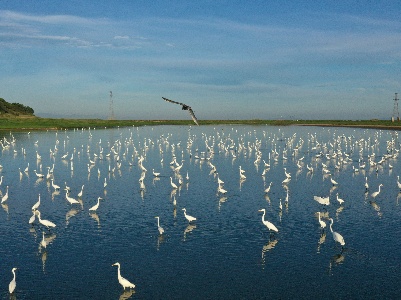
(162, 97, 199, 126)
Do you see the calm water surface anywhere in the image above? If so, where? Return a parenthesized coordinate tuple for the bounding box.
(0, 125, 400, 299)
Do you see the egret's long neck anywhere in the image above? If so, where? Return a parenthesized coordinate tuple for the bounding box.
(157, 218, 160, 227)
(117, 265, 121, 279)
(329, 221, 333, 233)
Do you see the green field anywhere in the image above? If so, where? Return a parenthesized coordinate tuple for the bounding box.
(0, 116, 401, 131)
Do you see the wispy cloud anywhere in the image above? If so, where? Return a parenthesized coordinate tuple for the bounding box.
(0, 10, 104, 25)
(114, 35, 129, 40)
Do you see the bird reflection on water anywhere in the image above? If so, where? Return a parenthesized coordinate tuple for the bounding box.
(183, 224, 196, 241)
(261, 238, 278, 268)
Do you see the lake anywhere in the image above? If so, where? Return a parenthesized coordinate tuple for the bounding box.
(0, 125, 400, 299)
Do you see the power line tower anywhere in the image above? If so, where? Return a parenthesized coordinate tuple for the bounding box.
(108, 91, 115, 120)
(392, 92, 399, 122)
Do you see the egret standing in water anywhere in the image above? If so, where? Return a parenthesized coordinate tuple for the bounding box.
(258, 208, 278, 234)
(77, 185, 84, 198)
(36, 210, 56, 230)
(1, 185, 9, 203)
(170, 177, 178, 189)
(371, 184, 383, 198)
(89, 197, 103, 212)
(9, 267, 17, 294)
(32, 194, 41, 211)
(329, 218, 345, 248)
(112, 262, 135, 290)
(182, 208, 196, 223)
(317, 212, 326, 230)
(155, 216, 164, 235)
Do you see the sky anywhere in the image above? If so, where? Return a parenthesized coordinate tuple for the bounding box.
(0, 1, 400, 120)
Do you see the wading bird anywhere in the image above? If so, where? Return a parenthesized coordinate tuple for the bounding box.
(89, 197, 103, 211)
(258, 208, 278, 234)
(155, 216, 164, 235)
(112, 262, 135, 290)
(36, 210, 56, 229)
(317, 212, 326, 230)
(1, 185, 9, 203)
(9, 267, 17, 294)
(182, 208, 196, 223)
(329, 218, 345, 248)
(32, 194, 41, 211)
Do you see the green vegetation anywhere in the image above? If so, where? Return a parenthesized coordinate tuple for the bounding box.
(0, 117, 401, 131)
(0, 98, 34, 116)
(0, 97, 400, 130)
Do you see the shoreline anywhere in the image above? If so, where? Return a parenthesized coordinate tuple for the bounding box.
(1, 117, 401, 131)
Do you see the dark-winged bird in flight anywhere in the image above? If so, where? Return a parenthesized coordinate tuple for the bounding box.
(162, 97, 199, 126)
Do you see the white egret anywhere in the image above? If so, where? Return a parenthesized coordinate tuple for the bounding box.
(329, 218, 345, 247)
(32, 194, 41, 211)
(152, 169, 160, 177)
(89, 197, 103, 211)
(182, 208, 196, 223)
(29, 210, 37, 224)
(9, 267, 17, 294)
(155, 216, 165, 235)
(336, 193, 345, 205)
(371, 184, 383, 198)
(34, 169, 44, 178)
(65, 190, 79, 205)
(77, 185, 84, 198)
(284, 167, 291, 178)
(239, 166, 246, 180)
(104, 178, 107, 188)
(1, 185, 9, 203)
(112, 262, 135, 290)
(36, 210, 56, 229)
(217, 175, 224, 187)
(170, 177, 178, 189)
(330, 175, 338, 186)
(264, 182, 272, 194)
(218, 184, 227, 194)
(51, 180, 60, 191)
(365, 177, 369, 191)
(279, 199, 282, 211)
(317, 212, 326, 229)
(258, 208, 278, 233)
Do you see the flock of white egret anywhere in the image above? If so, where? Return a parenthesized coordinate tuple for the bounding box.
(0, 125, 401, 297)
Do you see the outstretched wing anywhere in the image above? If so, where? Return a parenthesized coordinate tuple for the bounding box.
(162, 97, 199, 126)
(162, 97, 185, 106)
(188, 107, 199, 126)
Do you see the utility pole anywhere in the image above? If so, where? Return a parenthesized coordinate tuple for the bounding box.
(108, 91, 115, 120)
(392, 92, 399, 122)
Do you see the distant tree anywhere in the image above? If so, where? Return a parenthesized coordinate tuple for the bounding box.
(0, 98, 34, 115)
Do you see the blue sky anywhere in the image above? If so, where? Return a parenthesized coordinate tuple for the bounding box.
(1, 1, 400, 120)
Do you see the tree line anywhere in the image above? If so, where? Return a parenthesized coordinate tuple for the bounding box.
(0, 98, 34, 115)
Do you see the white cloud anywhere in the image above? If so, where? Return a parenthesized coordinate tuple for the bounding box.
(114, 35, 129, 40)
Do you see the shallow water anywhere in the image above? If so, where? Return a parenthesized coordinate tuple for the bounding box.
(0, 125, 400, 299)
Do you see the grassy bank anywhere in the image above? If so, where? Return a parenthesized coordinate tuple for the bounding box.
(0, 116, 401, 130)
